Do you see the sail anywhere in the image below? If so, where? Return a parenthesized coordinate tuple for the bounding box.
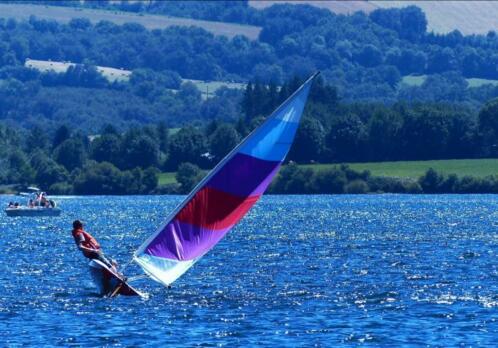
(134, 73, 318, 286)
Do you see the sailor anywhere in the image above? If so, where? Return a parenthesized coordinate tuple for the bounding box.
(71, 220, 116, 270)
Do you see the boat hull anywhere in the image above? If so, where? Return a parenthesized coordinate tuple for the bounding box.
(88, 259, 144, 297)
(5, 207, 61, 217)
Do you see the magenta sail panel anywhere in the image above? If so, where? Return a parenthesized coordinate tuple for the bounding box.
(135, 73, 318, 286)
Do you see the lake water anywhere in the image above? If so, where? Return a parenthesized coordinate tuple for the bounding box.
(0, 195, 497, 346)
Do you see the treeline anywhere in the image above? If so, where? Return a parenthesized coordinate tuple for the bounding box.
(170, 162, 498, 194)
(271, 165, 498, 194)
(242, 78, 498, 162)
(2, 3, 498, 108)
(0, 123, 162, 194)
(2, 76, 498, 194)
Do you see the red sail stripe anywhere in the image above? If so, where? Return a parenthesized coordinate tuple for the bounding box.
(175, 187, 260, 230)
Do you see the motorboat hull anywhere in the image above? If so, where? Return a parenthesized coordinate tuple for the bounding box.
(5, 207, 61, 217)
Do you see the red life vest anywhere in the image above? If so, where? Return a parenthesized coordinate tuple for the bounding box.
(72, 228, 101, 258)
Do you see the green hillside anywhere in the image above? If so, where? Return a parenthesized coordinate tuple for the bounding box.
(371, 1, 498, 35)
(0, 3, 261, 39)
(251, 1, 498, 35)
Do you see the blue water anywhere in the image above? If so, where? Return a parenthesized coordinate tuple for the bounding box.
(0, 195, 497, 346)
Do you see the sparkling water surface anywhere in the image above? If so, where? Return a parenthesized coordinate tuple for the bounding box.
(0, 195, 497, 346)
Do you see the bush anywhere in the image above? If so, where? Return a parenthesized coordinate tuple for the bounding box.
(176, 162, 204, 193)
(344, 179, 369, 194)
(310, 168, 346, 193)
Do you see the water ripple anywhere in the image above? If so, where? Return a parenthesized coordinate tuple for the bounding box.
(0, 194, 497, 346)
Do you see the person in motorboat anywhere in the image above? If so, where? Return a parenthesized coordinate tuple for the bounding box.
(71, 220, 117, 270)
(41, 194, 48, 207)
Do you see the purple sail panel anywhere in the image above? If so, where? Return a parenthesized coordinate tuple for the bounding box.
(145, 219, 230, 261)
(207, 153, 281, 197)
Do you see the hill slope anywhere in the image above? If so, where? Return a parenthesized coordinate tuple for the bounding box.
(250, 0, 498, 35)
(371, 1, 498, 35)
(0, 3, 261, 40)
(249, 0, 376, 14)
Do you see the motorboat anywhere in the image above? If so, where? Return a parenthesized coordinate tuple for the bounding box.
(5, 188, 61, 217)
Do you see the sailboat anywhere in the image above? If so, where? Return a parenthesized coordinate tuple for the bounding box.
(90, 73, 318, 297)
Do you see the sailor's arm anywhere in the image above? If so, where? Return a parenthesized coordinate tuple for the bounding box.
(78, 243, 97, 252)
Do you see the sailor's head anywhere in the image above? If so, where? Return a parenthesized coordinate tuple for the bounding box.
(73, 220, 83, 229)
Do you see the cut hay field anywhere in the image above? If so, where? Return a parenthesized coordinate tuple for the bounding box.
(25, 59, 131, 83)
(159, 159, 498, 186)
(249, 1, 376, 14)
(0, 3, 261, 40)
(25, 59, 246, 95)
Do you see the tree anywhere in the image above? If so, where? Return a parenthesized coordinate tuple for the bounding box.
(354, 45, 383, 68)
(288, 117, 325, 163)
(400, 108, 451, 160)
(176, 162, 204, 193)
(399, 6, 427, 42)
(168, 127, 208, 169)
(53, 125, 71, 149)
(209, 124, 240, 162)
(121, 133, 159, 169)
(35, 160, 69, 189)
(271, 163, 313, 194)
(142, 167, 159, 193)
(326, 114, 367, 162)
(91, 133, 121, 165)
(7, 150, 34, 185)
(478, 98, 498, 156)
(368, 110, 402, 161)
(26, 126, 48, 153)
(156, 122, 169, 154)
(370, 6, 427, 42)
(419, 168, 444, 193)
(310, 168, 347, 193)
(54, 138, 87, 171)
(73, 161, 124, 195)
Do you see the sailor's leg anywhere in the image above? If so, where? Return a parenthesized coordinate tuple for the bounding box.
(95, 251, 114, 269)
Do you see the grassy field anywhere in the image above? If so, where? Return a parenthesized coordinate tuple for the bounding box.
(185, 79, 246, 99)
(158, 172, 178, 186)
(159, 159, 498, 185)
(401, 75, 426, 87)
(302, 159, 498, 179)
(402, 75, 498, 88)
(0, 3, 261, 40)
